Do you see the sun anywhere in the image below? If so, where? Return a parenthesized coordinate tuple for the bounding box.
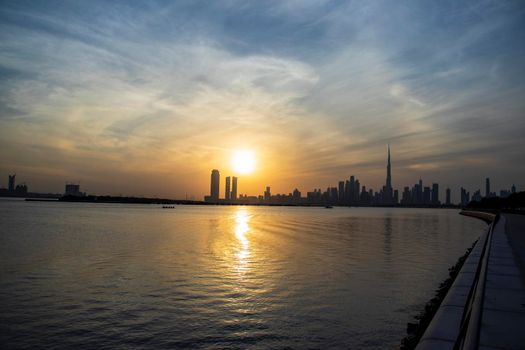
(232, 150, 256, 175)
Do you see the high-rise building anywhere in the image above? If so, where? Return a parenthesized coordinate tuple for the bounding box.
(65, 183, 81, 196)
(418, 179, 423, 204)
(344, 180, 350, 204)
(292, 188, 301, 201)
(472, 190, 482, 202)
(231, 176, 238, 200)
(402, 186, 411, 205)
(485, 177, 490, 198)
(460, 187, 470, 206)
(210, 169, 220, 202)
(349, 176, 355, 203)
(8, 174, 15, 192)
(338, 181, 345, 203)
(445, 188, 451, 206)
(512, 184, 516, 193)
(264, 186, 271, 201)
(431, 183, 439, 205)
(383, 145, 394, 204)
(225, 176, 231, 200)
(423, 187, 431, 204)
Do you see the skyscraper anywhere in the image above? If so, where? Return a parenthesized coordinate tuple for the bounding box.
(210, 169, 220, 202)
(264, 186, 271, 201)
(423, 187, 431, 204)
(8, 174, 15, 192)
(461, 187, 470, 206)
(418, 178, 423, 204)
(231, 176, 238, 200)
(338, 181, 345, 203)
(431, 183, 439, 205)
(386, 145, 392, 190)
(383, 145, 394, 204)
(446, 188, 451, 206)
(225, 176, 231, 200)
(485, 177, 490, 198)
(349, 176, 355, 203)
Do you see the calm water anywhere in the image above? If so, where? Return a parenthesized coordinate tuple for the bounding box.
(0, 198, 486, 349)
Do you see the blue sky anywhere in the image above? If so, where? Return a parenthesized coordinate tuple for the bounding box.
(0, 0, 524, 200)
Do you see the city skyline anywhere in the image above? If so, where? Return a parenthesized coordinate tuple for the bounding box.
(1, 1, 524, 199)
(0, 143, 519, 205)
(202, 146, 518, 206)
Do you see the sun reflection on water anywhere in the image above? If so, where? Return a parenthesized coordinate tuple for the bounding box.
(234, 208, 251, 270)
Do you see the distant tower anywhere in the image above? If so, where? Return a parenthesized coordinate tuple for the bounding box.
(231, 176, 238, 200)
(225, 176, 231, 201)
(8, 174, 16, 192)
(485, 177, 490, 198)
(418, 178, 423, 204)
(384, 145, 393, 203)
(264, 186, 271, 201)
(446, 188, 451, 206)
(210, 169, 220, 202)
(511, 184, 516, 194)
(431, 183, 439, 205)
(386, 145, 392, 190)
(338, 181, 345, 203)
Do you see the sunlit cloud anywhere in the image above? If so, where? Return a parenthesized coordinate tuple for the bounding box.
(0, 1, 524, 199)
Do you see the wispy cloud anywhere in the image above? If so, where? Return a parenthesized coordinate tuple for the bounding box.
(0, 0, 524, 198)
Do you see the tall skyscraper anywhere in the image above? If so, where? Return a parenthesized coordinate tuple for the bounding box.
(225, 176, 231, 200)
(446, 188, 451, 206)
(423, 187, 431, 204)
(349, 176, 355, 203)
(386, 145, 392, 190)
(8, 174, 15, 192)
(460, 187, 470, 206)
(210, 169, 220, 202)
(383, 145, 393, 204)
(431, 183, 439, 205)
(231, 176, 238, 200)
(338, 181, 345, 203)
(485, 177, 490, 198)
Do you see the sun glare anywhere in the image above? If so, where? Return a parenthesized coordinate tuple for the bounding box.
(232, 150, 256, 175)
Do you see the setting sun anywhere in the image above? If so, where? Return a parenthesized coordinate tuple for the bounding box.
(232, 150, 256, 175)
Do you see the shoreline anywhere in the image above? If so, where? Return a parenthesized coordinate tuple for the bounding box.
(15, 195, 461, 209)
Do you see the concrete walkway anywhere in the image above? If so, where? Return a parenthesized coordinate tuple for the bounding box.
(479, 214, 525, 349)
(416, 213, 525, 350)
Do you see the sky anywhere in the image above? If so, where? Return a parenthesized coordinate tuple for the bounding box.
(1, 0, 524, 201)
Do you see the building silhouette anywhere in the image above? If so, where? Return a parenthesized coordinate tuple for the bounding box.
(225, 176, 231, 200)
(210, 169, 220, 202)
(431, 183, 440, 205)
(485, 177, 490, 198)
(264, 186, 271, 201)
(382, 145, 394, 204)
(461, 187, 470, 206)
(231, 176, 238, 200)
(8, 174, 15, 192)
(446, 188, 451, 206)
(65, 183, 84, 197)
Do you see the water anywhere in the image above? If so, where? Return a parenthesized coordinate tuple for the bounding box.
(0, 198, 486, 349)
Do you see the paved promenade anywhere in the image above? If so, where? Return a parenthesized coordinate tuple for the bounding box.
(479, 214, 525, 349)
(417, 213, 525, 350)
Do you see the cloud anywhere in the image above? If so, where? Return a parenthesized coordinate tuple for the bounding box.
(0, 0, 524, 199)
